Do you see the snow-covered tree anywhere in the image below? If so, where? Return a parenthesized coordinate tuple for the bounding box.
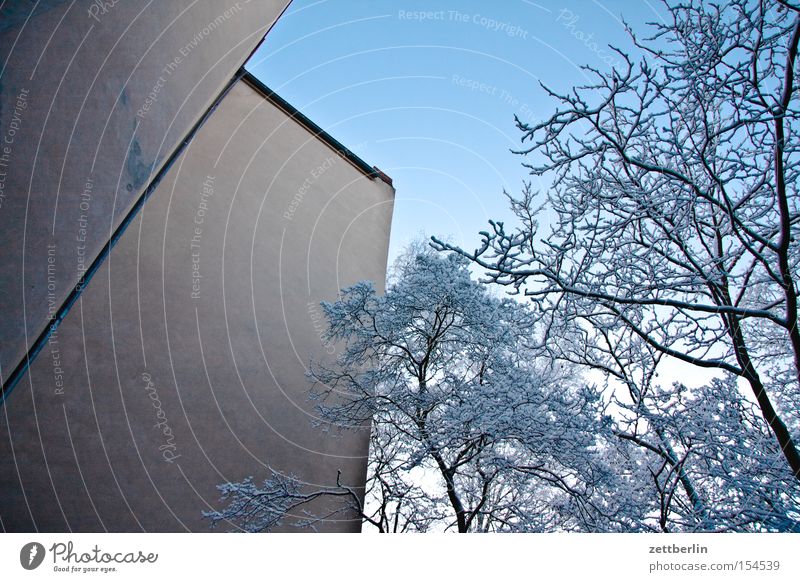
(616, 375, 800, 531)
(433, 0, 800, 488)
(206, 247, 638, 532)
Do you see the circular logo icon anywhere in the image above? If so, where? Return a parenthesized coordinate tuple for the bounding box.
(20, 542, 46, 570)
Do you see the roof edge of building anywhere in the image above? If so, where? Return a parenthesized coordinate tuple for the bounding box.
(241, 69, 393, 188)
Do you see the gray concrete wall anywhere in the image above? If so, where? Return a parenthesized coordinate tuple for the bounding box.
(0, 78, 394, 532)
(0, 0, 290, 389)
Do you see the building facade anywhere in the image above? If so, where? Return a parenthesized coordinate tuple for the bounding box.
(0, 1, 394, 532)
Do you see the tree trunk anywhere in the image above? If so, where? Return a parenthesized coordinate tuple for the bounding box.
(729, 315, 800, 480)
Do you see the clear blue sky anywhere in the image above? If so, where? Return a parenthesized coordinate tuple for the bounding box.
(247, 0, 669, 263)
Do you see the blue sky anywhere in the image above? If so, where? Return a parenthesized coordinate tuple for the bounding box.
(247, 0, 669, 262)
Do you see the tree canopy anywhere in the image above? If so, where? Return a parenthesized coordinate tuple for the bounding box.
(434, 0, 800, 490)
(207, 248, 643, 532)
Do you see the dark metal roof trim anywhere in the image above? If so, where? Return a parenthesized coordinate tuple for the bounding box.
(241, 69, 393, 187)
